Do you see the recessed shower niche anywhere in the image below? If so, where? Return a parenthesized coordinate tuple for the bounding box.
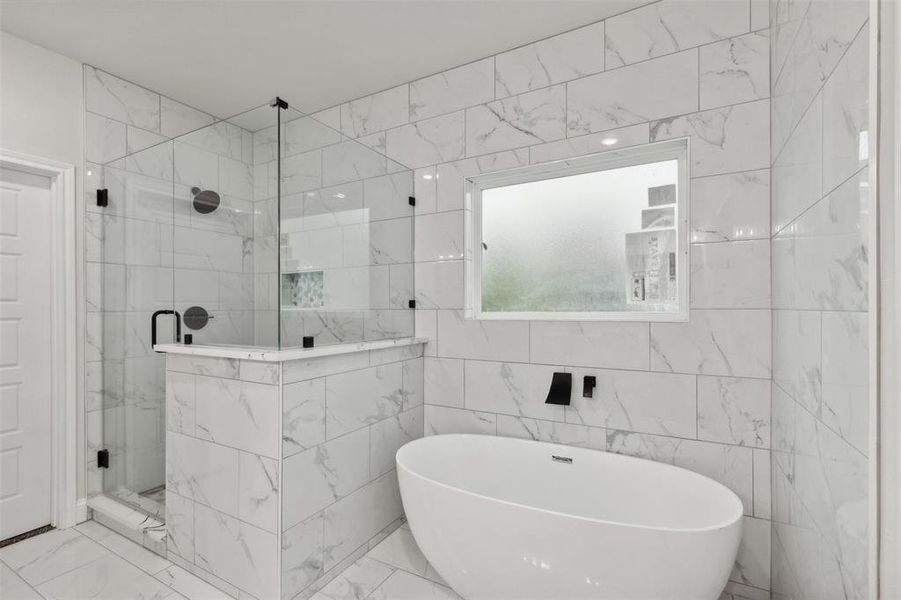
(88, 96, 416, 546)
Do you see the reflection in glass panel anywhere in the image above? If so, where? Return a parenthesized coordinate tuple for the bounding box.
(277, 106, 415, 348)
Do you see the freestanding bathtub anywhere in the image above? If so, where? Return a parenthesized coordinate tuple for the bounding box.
(396, 434, 743, 600)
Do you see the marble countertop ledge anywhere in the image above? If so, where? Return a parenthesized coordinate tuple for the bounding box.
(154, 337, 429, 362)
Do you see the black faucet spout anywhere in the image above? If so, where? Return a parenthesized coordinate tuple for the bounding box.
(545, 372, 572, 405)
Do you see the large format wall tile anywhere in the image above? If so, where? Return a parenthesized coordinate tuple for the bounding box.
(567, 50, 699, 135)
(605, 0, 750, 68)
(608, 430, 754, 514)
(466, 85, 566, 156)
(700, 31, 770, 110)
(566, 368, 697, 438)
(772, 168, 868, 311)
(340, 85, 409, 138)
(690, 240, 771, 309)
(194, 504, 278, 599)
(528, 321, 649, 371)
(86, 66, 161, 132)
(411, 58, 495, 121)
(690, 170, 770, 243)
(651, 99, 770, 177)
(651, 310, 771, 378)
(386, 112, 466, 168)
(495, 22, 605, 97)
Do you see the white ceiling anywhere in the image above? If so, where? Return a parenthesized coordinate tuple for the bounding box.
(0, 0, 654, 118)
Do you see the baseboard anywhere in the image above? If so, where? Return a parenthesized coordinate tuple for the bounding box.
(75, 498, 88, 524)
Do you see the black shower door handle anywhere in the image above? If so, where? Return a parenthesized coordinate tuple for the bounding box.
(151, 309, 182, 352)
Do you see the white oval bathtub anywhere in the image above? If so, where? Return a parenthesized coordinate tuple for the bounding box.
(396, 434, 743, 600)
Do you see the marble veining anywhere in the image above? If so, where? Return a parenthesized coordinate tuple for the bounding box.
(465, 85, 566, 156)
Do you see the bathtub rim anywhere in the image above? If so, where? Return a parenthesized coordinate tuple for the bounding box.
(396, 433, 744, 534)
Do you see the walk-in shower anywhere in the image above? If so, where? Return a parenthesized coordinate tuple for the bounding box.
(87, 97, 415, 523)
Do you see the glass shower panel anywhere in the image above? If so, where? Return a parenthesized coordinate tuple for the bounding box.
(278, 106, 415, 348)
(96, 138, 176, 519)
(171, 104, 278, 349)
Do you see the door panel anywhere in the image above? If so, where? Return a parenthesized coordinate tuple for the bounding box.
(0, 167, 53, 540)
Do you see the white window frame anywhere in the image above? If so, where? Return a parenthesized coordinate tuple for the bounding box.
(464, 138, 690, 322)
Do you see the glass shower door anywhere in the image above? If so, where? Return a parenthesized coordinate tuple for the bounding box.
(95, 138, 176, 519)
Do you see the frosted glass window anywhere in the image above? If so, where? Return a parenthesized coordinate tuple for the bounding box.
(467, 139, 688, 321)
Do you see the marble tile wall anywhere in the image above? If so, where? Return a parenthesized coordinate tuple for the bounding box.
(164, 353, 280, 600)
(769, 1, 871, 598)
(83, 66, 262, 506)
(162, 344, 423, 600)
(251, 113, 415, 348)
(305, 1, 774, 595)
(280, 344, 423, 600)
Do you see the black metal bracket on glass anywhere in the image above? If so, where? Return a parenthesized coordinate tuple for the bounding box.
(545, 372, 572, 405)
(271, 96, 289, 110)
(408, 196, 416, 207)
(151, 309, 182, 352)
(97, 449, 109, 469)
(96, 189, 108, 207)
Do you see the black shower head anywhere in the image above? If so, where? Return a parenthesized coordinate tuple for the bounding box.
(191, 187, 220, 214)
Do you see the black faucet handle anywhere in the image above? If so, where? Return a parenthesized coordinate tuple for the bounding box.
(545, 372, 572, 405)
(583, 375, 597, 398)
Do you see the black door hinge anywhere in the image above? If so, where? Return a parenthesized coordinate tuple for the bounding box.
(408, 299, 416, 309)
(96, 189, 109, 207)
(408, 196, 416, 207)
(97, 449, 109, 469)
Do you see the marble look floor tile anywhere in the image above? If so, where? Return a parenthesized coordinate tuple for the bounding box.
(368, 569, 461, 600)
(0, 528, 110, 586)
(0, 563, 42, 600)
(75, 520, 172, 575)
(155, 564, 235, 600)
(36, 555, 174, 600)
(314, 556, 395, 600)
(367, 528, 446, 586)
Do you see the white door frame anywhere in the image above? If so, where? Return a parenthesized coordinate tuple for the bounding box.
(876, 0, 901, 596)
(0, 148, 79, 530)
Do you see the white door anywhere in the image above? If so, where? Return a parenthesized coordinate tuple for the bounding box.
(0, 167, 53, 540)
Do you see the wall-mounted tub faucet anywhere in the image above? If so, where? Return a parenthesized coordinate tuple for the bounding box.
(545, 372, 572, 405)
